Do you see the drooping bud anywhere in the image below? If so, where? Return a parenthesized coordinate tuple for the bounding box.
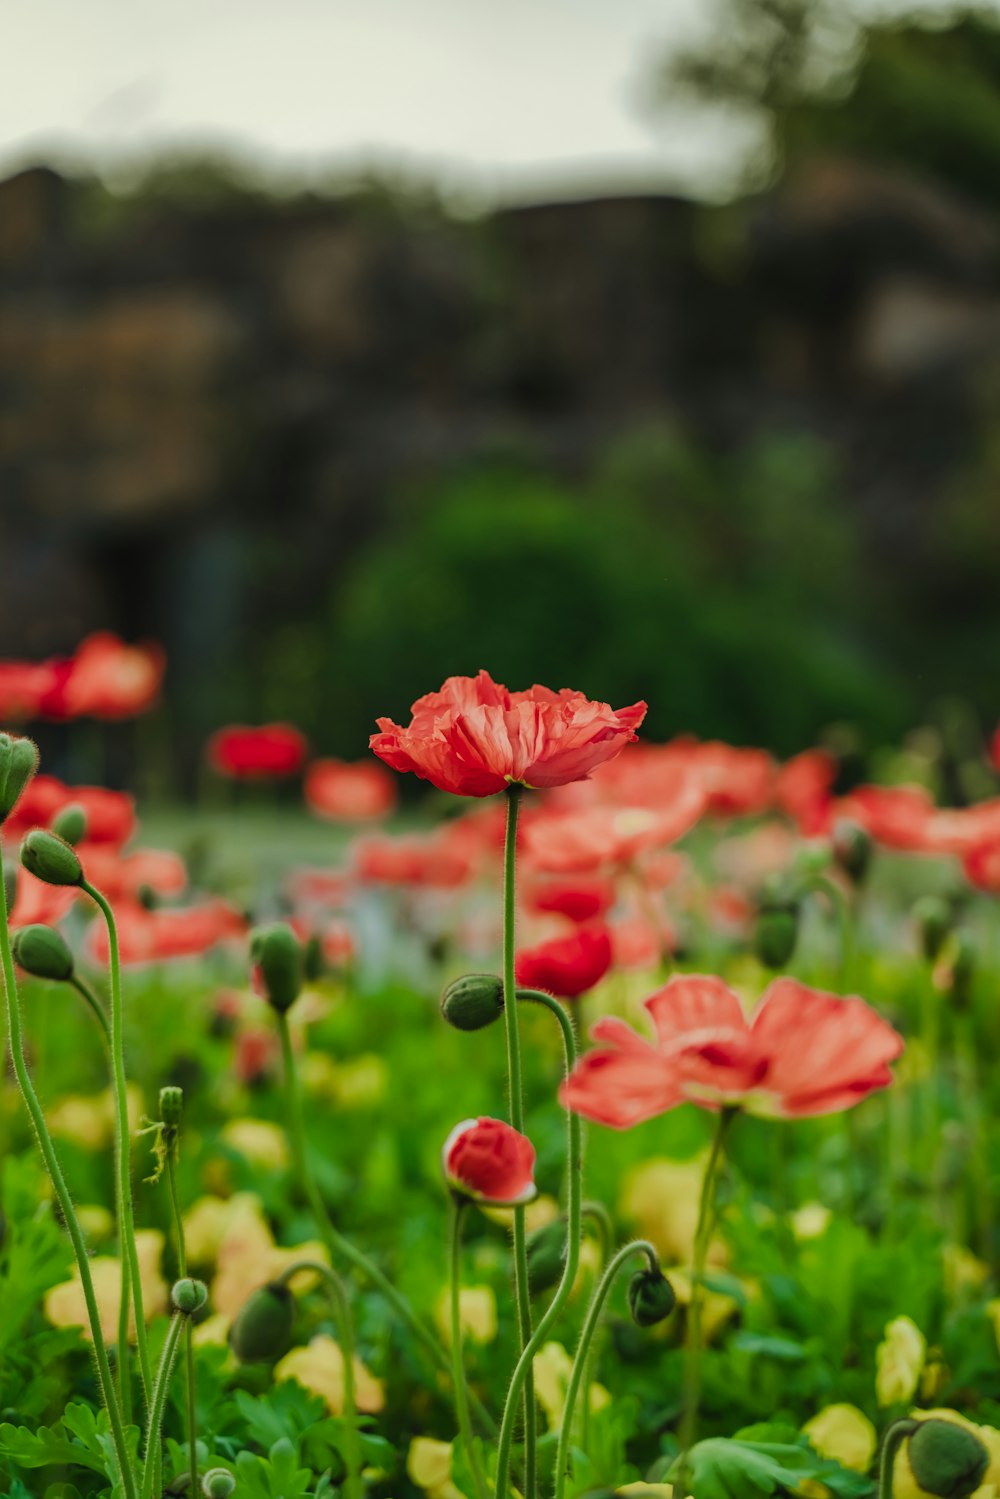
(627, 1267, 677, 1327)
(52, 803, 88, 846)
(20, 830, 83, 888)
(441, 973, 504, 1032)
(11, 924, 74, 982)
(526, 1218, 567, 1297)
(832, 817, 872, 884)
(228, 1280, 295, 1363)
(159, 1085, 184, 1129)
(0, 735, 39, 825)
(202, 1471, 237, 1499)
(907, 1418, 989, 1499)
(250, 923, 303, 1014)
(171, 1278, 209, 1315)
(913, 896, 951, 962)
(753, 901, 799, 970)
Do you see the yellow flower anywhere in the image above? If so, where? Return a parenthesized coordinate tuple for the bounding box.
(183, 1193, 262, 1268)
(668, 1269, 740, 1344)
(617, 1487, 674, 1498)
(876, 1316, 926, 1406)
(943, 1244, 988, 1300)
(790, 1203, 832, 1242)
(480, 1193, 559, 1234)
(894, 1410, 1000, 1499)
(407, 1437, 465, 1499)
(47, 1085, 145, 1152)
(620, 1157, 727, 1268)
(276, 1334, 384, 1415)
(803, 1405, 877, 1473)
(532, 1341, 609, 1430)
(210, 1194, 328, 1321)
(220, 1118, 289, 1170)
(77, 1204, 115, 1242)
(192, 1313, 231, 1348)
(45, 1229, 167, 1343)
(333, 1055, 388, 1109)
(434, 1285, 497, 1345)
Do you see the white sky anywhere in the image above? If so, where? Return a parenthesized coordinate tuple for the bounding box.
(0, 0, 984, 204)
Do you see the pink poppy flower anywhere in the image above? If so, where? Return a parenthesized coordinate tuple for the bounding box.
(442, 1117, 537, 1205)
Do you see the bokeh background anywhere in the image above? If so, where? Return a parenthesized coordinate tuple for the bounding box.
(4, 0, 1000, 792)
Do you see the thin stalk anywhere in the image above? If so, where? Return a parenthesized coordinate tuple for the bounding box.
(806, 874, 854, 991)
(501, 785, 536, 1498)
(0, 847, 136, 1499)
(578, 1201, 614, 1451)
(69, 973, 112, 1046)
(878, 1419, 917, 1499)
(82, 880, 153, 1410)
(448, 1200, 490, 1499)
(553, 1240, 660, 1499)
(139, 1311, 186, 1499)
(165, 1151, 198, 1499)
(277, 1259, 363, 1499)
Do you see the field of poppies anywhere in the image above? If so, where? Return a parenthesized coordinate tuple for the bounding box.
(1, 651, 1000, 1499)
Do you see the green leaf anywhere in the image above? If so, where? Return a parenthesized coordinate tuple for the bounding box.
(0, 1421, 106, 1474)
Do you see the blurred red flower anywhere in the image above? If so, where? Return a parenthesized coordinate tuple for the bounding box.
(207, 724, 308, 780)
(305, 758, 397, 821)
(561, 973, 903, 1128)
(515, 924, 613, 999)
(50, 633, 165, 720)
(352, 831, 472, 887)
(523, 802, 698, 874)
(78, 845, 187, 903)
(8, 869, 78, 928)
(2, 777, 136, 848)
(234, 1027, 277, 1086)
(0, 662, 60, 721)
(88, 899, 247, 965)
(443, 1117, 536, 1205)
(525, 874, 616, 924)
(774, 749, 837, 835)
(371, 670, 646, 797)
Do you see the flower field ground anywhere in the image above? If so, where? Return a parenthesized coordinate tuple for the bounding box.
(0, 671, 999, 1499)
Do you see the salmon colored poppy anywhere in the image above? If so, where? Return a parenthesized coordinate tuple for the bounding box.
(662, 738, 776, 818)
(774, 749, 837, 835)
(52, 633, 165, 721)
(835, 784, 935, 852)
(7, 869, 78, 929)
(963, 841, 1000, 892)
(207, 724, 308, 780)
(352, 831, 473, 888)
(2, 776, 136, 848)
(515, 924, 613, 999)
(370, 670, 646, 797)
(522, 802, 699, 875)
(0, 661, 58, 721)
(77, 845, 187, 904)
(443, 1117, 537, 1205)
(88, 899, 247, 965)
(305, 758, 397, 821)
(561, 973, 903, 1128)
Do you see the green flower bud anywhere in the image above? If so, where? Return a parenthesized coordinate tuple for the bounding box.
(907, 1418, 989, 1499)
(753, 902, 799, 970)
(20, 830, 83, 888)
(202, 1471, 237, 1499)
(526, 1218, 567, 1297)
(52, 803, 87, 846)
(832, 818, 872, 884)
(159, 1085, 184, 1129)
(627, 1267, 676, 1327)
(913, 896, 951, 962)
(228, 1280, 295, 1363)
(10, 924, 74, 982)
(137, 883, 158, 912)
(171, 1277, 209, 1315)
(0, 735, 39, 824)
(250, 923, 303, 1014)
(441, 973, 504, 1032)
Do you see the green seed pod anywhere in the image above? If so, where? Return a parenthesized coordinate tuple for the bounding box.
(52, 803, 87, 846)
(159, 1085, 184, 1129)
(440, 973, 504, 1032)
(171, 1278, 209, 1315)
(228, 1280, 295, 1363)
(250, 923, 303, 1014)
(913, 896, 952, 962)
(526, 1218, 567, 1297)
(832, 817, 872, 884)
(0, 735, 39, 824)
(20, 830, 83, 888)
(753, 902, 799, 970)
(202, 1470, 237, 1499)
(907, 1418, 989, 1499)
(627, 1268, 676, 1327)
(11, 924, 74, 982)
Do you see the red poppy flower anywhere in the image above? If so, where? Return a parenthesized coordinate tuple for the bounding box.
(525, 875, 616, 924)
(234, 1027, 277, 1086)
(658, 738, 776, 818)
(78, 845, 187, 903)
(442, 1117, 537, 1205)
(305, 758, 397, 821)
(774, 749, 837, 835)
(963, 841, 1000, 891)
(352, 831, 472, 887)
(522, 802, 699, 874)
(50, 632, 165, 721)
(835, 784, 934, 851)
(515, 924, 613, 999)
(8, 869, 78, 929)
(561, 973, 903, 1128)
(1, 776, 136, 848)
(207, 724, 308, 780)
(371, 670, 646, 797)
(0, 661, 59, 721)
(87, 899, 247, 965)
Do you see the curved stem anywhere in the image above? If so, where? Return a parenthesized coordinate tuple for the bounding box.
(274, 1011, 496, 1437)
(501, 786, 536, 1498)
(553, 1240, 660, 1499)
(578, 1201, 614, 1451)
(878, 1419, 918, 1499)
(140, 1311, 185, 1499)
(806, 874, 854, 991)
(165, 1150, 198, 1499)
(82, 880, 153, 1411)
(69, 973, 112, 1046)
(0, 846, 136, 1499)
(448, 1200, 489, 1499)
(277, 1259, 362, 1499)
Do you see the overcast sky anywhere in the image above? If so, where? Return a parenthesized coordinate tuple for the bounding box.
(0, 0, 977, 203)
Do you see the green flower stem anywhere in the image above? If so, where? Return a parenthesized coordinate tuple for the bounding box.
(139, 1310, 186, 1499)
(82, 880, 153, 1414)
(501, 785, 537, 1498)
(553, 1240, 660, 1499)
(274, 1011, 496, 1436)
(805, 874, 854, 990)
(448, 1200, 490, 1499)
(578, 1201, 614, 1451)
(878, 1419, 918, 1499)
(277, 1259, 363, 1499)
(677, 1106, 737, 1468)
(69, 973, 112, 1046)
(0, 847, 137, 1499)
(165, 1149, 198, 1499)
(494, 988, 582, 1499)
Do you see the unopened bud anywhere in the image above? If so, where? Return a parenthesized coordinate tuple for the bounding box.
(20, 830, 83, 888)
(202, 1471, 237, 1499)
(250, 923, 302, 1014)
(627, 1267, 677, 1327)
(526, 1218, 567, 1297)
(11, 924, 74, 982)
(171, 1278, 208, 1315)
(441, 973, 504, 1032)
(159, 1085, 183, 1129)
(907, 1418, 989, 1499)
(228, 1280, 295, 1362)
(0, 735, 39, 824)
(52, 803, 87, 846)
(832, 818, 872, 884)
(753, 902, 799, 970)
(913, 896, 951, 962)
